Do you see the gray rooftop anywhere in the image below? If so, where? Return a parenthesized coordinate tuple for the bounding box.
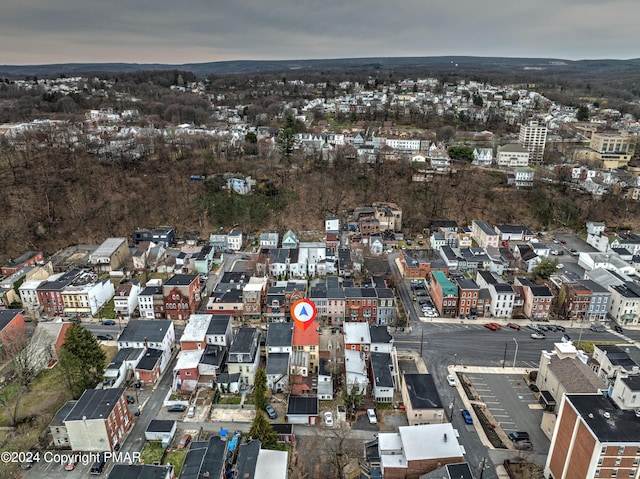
(371, 352, 394, 388)
(266, 353, 290, 376)
(403, 374, 443, 410)
(267, 322, 293, 348)
(65, 388, 126, 421)
(567, 394, 640, 443)
(118, 320, 173, 343)
(547, 355, 605, 394)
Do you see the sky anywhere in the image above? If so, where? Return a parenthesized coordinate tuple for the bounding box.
(2, 0, 639, 65)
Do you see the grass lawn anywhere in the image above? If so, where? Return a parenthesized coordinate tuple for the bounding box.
(164, 450, 188, 476)
(217, 397, 242, 405)
(140, 441, 165, 464)
(99, 299, 117, 319)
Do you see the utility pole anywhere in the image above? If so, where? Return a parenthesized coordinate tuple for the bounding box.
(420, 329, 424, 356)
(502, 342, 507, 368)
(479, 457, 487, 479)
(513, 338, 518, 368)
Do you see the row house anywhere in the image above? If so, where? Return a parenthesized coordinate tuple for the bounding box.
(180, 314, 233, 350)
(430, 271, 459, 318)
(243, 278, 267, 321)
(36, 268, 84, 316)
(580, 279, 611, 322)
(138, 282, 165, 319)
(1, 250, 44, 276)
(608, 281, 640, 325)
(113, 281, 141, 319)
(560, 281, 593, 322)
(117, 320, 175, 375)
(61, 276, 115, 317)
(489, 283, 516, 318)
(514, 278, 554, 321)
(455, 278, 480, 317)
(345, 287, 378, 322)
(162, 274, 201, 321)
(264, 284, 286, 322)
(471, 220, 500, 249)
(206, 285, 244, 318)
(292, 318, 319, 375)
(226, 328, 261, 387)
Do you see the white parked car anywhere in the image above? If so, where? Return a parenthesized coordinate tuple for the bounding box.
(324, 411, 334, 427)
(446, 375, 456, 387)
(366, 408, 377, 424)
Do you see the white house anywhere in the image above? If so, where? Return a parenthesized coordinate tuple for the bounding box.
(488, 283, 516, 318)
(344, 349, 368, 394)
(117, 320, 175, 374)
(113, 282, 141, 319)
(473, 147, 493, 166)
(497, 143, 529, 167)
(227, 229, 243, 251)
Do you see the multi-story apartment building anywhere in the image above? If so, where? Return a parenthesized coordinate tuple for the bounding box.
(62, 388, 131, 452)
(455, 278, 479, 317)
(519, 120, 547, 164)
(579, 279, 611, 322)
(227, 328, 261, 387)
(558, 281, 593, 322)
(545, 393, 640, 479)
(497, 143, 530, 167)
(430, 271, 458, 318)
(162, 274, 201, 321)
(138, 283, 165, 319)
(292, 318, 319, 374)
(515, 278, 554, 321)
(471, 220, 500, 249)
(608, 281, 640, 325)
(489, 283, 516, 318)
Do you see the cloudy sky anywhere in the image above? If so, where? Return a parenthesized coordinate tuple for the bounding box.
(2, 0, 638, 65)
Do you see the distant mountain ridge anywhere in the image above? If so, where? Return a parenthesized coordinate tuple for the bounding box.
(2, 56, 640, 77)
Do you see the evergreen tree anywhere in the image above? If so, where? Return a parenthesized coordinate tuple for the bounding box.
(576, 105, 590, 121)
(248, 411, 279, 449)
(254, 368, 267, 410)
(59, 323, 107, 399)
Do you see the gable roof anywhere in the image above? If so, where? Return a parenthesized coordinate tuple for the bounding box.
(118, 320, 172, 343)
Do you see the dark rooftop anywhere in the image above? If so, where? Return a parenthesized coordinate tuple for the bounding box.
(109, 464, 173, 479)
(369, 325, 392, 343)
(266, 353, 290, 376)
(51, 400, 77, 426)
(206, 315, 231, 335)
(287, 396, 318, 416)
(164, 274, 198, 286)
(567, 394, 640, 443)
(235, 439, 261, 479)
(403, 374, 443, 410)
(0, 309, 22, 330)
(136, 348, 163, 371)
(370, 352, 394, 388)
(65, 388, 126, 421)
(267, 322, 293, 348)
(118, 320, 173, 344)
(146, 419, 176, 433)
(229, 328, 258, 355)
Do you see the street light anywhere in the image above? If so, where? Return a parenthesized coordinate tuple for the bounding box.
(513, 338, 518, 368)
(454, 353, 457, 367)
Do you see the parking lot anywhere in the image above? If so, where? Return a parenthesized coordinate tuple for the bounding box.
(463, 372, 550, 453)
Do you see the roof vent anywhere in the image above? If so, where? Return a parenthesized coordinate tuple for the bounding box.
(588, 413, 594, 418)
(603, 412, 611, 419)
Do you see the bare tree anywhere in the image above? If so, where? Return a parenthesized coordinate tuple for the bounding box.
(0, 328, 38, 426)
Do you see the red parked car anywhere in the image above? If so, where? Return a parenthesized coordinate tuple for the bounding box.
(506, 322, 521, 330)
(484, 322, 501, 331)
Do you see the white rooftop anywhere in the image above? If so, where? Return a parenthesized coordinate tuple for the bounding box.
(344, 322, 371, 344)
(180, 314, 212, 342)
(91, 237, 127, 259)
(400, 423, 462, 461)
(255, 449, 288, 479)
(173, 350, 204, 370)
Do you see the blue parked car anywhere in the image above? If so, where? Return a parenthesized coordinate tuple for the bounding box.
(461, 409, 473, 424)
(102, 320, 116, 326)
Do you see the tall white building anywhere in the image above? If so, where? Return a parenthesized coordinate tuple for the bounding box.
(519, 120, 548, 164)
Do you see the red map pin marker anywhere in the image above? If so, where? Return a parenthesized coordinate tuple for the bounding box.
(291, 299, 317, 331)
